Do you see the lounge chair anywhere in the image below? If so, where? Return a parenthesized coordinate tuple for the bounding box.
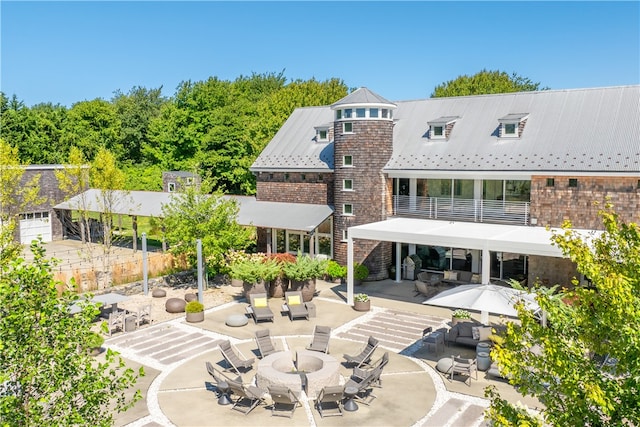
(343, 336, 379, 368)
(314, 385, 344, 418)
(248, 293, 274, 324)
(343, 364, 380, 406)
(205, 361, 239, 405)
(227, 379, 267, 415)
(449, 355, 477, 386)
(351, 351, 389, 388)
(268, 385, 300, 418)
(254, 329, 277, 359)
(219, 340, 255, 374)
(306, 325, 331, 353)
(284, 291, 309, 321)
(414, 280, 430, 297)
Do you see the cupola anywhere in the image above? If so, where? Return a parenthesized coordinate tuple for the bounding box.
(331, 87, 397, 121)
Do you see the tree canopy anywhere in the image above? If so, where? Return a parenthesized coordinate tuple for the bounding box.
(0, 238, 142, 425)
(486, 203, 640, 426)
(431, 69, 546, 97)
(0, 72, 349, 195)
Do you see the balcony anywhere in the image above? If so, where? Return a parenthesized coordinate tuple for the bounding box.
(392, 196, 530, 226)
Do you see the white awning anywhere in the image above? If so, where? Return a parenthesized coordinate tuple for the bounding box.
(347, 217, 601, 257)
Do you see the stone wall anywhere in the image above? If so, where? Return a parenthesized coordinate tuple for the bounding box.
(530, 175, 640, 228)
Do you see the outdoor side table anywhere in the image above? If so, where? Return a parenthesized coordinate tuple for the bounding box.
(423, 331, 444, 355)
(124, 316, 137, 332)
(305, 302, 316, 318)
(343, 386, 359, 412)
(476, 342, 491, 356)
(477, 352, 491, 371)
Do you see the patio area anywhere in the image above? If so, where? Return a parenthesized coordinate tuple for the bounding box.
(105, 278, 542, 426)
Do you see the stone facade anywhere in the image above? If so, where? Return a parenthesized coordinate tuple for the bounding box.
(333, 119, 394, 278)
(530, 175, 640, 228)
(162, 171, 200, 193)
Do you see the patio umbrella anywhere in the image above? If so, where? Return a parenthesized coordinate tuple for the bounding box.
(422, 283, 539, 324)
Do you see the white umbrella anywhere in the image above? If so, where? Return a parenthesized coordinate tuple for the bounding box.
(422, 283, 539, 324)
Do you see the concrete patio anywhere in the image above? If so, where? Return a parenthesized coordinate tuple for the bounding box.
(106, 278, 542, 427)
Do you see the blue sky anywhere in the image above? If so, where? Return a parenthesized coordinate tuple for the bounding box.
(2, 1, 639, 107)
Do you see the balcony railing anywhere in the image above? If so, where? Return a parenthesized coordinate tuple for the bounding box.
(392, 196, 530, 225)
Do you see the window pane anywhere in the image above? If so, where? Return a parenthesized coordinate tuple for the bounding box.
(336, 110, 342, 119)
(344, 204, 353, 214)
(417, 179, 428, 197)
(483, 180, 503, 200)
(276, 229, 286, 253)
(504, 123, 517, 134)
(381, 109, 388, 118)
(288, 233, 300, 253)
(369, 108, 378, 118)
(343, 122, 353, 133)
(317, 218, 331, 234)
(344, 155, 352, 166)
(454, 179, 474, 199)
(344, 179, 353, 190)
(344, 108, 352, 118)
(505, 180, 531, 201)
(433, 126, 444, 136)
(319, 236, 331, 255)
(427, 179, 452, 197)
(356, 108, 366, 118)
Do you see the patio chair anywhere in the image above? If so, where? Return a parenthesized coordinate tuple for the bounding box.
(267, 385, 300, 418)
(254, 329, 277, 359)
(314, 385, 344, 418)
(343, 364, 379, 406)
(343, 336, 379, 368)
(227, 379, 267, 415)
(106, 310, 125, 336)
(205, 361, 239, 405)
(414, 280, 430, 297)
(352, 351, 389, 388)
(284, 291, 309, 321)
(449, 355, 477, 386)
(134, 304, 152, 327)
(248, 293, 274, 324)
(306, 325, 331, 353)
(219, 340, 255, 374)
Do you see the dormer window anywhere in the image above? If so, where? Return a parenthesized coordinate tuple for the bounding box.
(314, 124, 330, 142)
(498, 113, 529, 138)
(427, 116, 459, 140)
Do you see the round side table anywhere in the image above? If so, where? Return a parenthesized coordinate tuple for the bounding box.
(343, 386, 359, 412)
(476, 342, 491, 356)
(477, 352, 491, 371)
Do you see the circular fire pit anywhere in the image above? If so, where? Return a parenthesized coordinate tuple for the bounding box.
(255, 350, 340, 399)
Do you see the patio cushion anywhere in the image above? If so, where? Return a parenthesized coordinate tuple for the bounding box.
(458, 322, 474, 338)
(478, 326, 493, 341)
(288, 295, 301, 305)
(254, 297, 267, 308)
(444, 271, 458, 281)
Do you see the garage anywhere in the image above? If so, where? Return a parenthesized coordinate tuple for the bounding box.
(19, 211, 52, 243)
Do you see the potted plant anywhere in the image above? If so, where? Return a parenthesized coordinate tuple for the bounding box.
(230, 255, 280, 298)
(266, 252, 296, 298)
(354, 262, 369, 286)
(325, 260, 347, 283)
(282, 253, 326, 302)
(185, 300, 205, 323)
(353, 293, 371, 311)
(452, 309, 471, 326)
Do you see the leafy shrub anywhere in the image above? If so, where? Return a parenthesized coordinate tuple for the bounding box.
(185, 300, 204, 313)
(229, 255, 280, 283)
(326, 260, 347, 279)
(282, 253, 326, 281)
(354, 263, 369, 281)
(354, 293, 369, 302)
(452, 309, 471, 319)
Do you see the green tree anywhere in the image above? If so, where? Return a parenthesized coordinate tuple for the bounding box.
(431, 69, 546, 97)
(486, 204, 640, 426)
(22, 103, 69, 163)
(61, 99, 122, 161)
(161, 184, 253, 274)
(0, 139, 41, 262)
(112, 86, 166, 164)
(0, 238, 142, 425)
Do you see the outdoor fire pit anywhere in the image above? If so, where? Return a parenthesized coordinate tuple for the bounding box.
(255, 350, 340, 399)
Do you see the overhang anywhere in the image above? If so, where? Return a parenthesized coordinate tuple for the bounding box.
(233, 196, 333, 232)
(348, 217, 600, 258)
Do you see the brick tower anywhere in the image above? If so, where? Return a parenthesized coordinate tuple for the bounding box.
(331, 88, 396, 279)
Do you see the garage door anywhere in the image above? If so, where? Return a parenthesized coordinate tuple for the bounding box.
(19, 211, 52, 243)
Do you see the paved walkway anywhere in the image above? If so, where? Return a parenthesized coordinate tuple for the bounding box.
(105, 279, 535, 427)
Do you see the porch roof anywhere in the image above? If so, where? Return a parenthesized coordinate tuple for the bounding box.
(347, 217, 600, 258)
(232, 196, 333, 232)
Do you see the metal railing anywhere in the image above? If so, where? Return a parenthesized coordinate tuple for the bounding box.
(392, 196, 530, 225)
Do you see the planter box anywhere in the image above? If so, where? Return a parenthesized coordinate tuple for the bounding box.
(186, 311, 204, 323)
(289, 278, 316, 302)
(353, 300, 370, 312)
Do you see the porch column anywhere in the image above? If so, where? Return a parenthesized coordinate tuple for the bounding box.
(347, 237, 354, 305)
(482, 247, 491, 284)
(395, 242, 402, 283)
(266, 229, 272, 254)
(132, 215, 138, 252)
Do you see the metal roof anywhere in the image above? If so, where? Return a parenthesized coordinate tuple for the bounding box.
(331, 87, 396, 108)
(54, 190, 333, 232)
(251, 106, 335, 172)
(252, 86, 640, 174)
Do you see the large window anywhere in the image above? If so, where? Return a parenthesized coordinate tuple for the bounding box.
(453, 179, 474, 199)
(483, 180, 530, 201)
